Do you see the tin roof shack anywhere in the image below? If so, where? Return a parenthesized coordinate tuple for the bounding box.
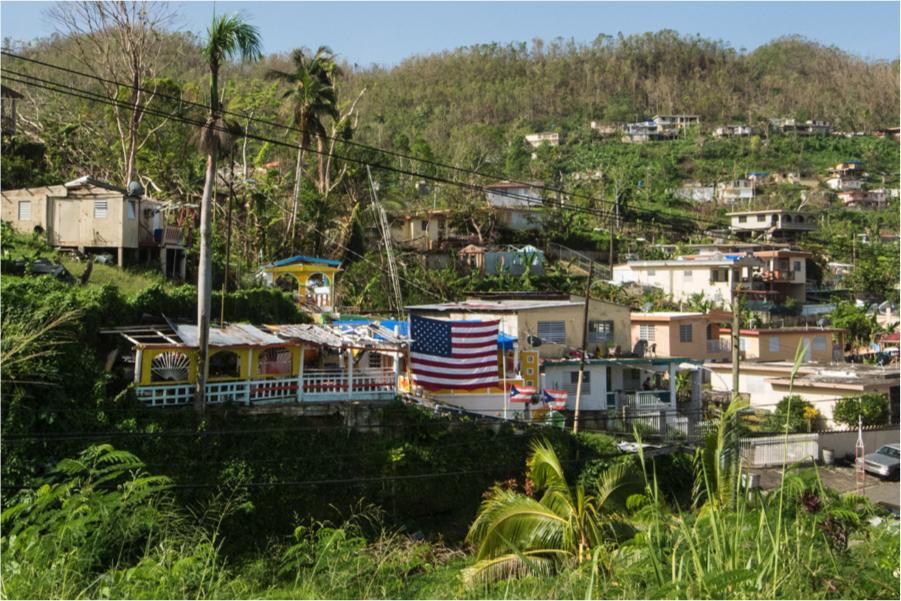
(718, 327, 848, 363)
(110, 321, 405, 407)
(542, 356, 703, 434)
(0, 177, 182, 271)
(708, 362, 899, 428)
(630, 311, 734, 363)
(260, 255, 341, 313)
(405, 296, 631, 360)
(1, 84, 23, 135)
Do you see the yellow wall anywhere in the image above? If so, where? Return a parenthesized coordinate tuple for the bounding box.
(139, 345, 301, 385)
(719, 331, 840, 362)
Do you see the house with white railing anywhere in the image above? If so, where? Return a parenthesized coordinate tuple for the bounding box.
(107, 321, 406, 407)
(542, 356, 703, 415)
(525, 132, 563, 147)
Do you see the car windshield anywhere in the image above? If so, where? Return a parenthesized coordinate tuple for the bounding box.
(876, 447, 900, 459)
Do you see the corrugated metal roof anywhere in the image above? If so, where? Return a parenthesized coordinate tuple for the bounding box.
(406, 300, 583, 312)
(268, 322, 406, 350)
(260, 254, 341, 269)
(173, 323, 285, 347)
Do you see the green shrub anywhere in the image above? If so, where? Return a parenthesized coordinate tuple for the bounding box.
(832, 394, 890, 427)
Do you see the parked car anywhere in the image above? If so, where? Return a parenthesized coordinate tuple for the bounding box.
(856, 443, 901, 480)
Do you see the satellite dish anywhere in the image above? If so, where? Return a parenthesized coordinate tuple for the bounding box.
(713, 252, 724, 260)
(527, 335, 543, 348)
(642, 302, 653, 313)
(817, 318, 827, 328)
(127, 181, 144, 197)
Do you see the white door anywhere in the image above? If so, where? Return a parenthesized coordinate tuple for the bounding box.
(53, 199, 80, 245)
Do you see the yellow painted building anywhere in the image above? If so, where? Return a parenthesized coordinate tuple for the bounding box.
(718, 327, 848, 362)
(260, 255, 341, 311)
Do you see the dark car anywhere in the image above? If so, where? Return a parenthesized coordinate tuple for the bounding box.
(857, 444, 901, 480)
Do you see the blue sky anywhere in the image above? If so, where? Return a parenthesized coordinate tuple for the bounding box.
(2, 1, 899, 66)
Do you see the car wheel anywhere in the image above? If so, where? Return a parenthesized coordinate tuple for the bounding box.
(892, 469, 900, 482)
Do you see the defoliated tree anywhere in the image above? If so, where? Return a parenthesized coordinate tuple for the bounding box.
(195, 11, 262, 414)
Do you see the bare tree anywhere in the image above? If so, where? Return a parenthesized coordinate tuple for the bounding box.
(45, 1, 183, 185)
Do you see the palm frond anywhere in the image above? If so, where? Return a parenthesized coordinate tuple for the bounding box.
(467, 492, 569, 561)
(462, 552, 562, 587)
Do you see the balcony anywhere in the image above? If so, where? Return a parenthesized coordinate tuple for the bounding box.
(707, 339, 731, 353)
(623, 390, 672, 410)
(763, 270, 793, 282)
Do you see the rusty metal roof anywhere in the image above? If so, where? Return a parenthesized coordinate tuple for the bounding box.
(173, 323, 285, 347)
(267, 323, 406, 351)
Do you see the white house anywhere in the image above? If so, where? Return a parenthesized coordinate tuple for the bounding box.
(716, 179, 756, 204)
(728, 210, 818, 241)
(525, 133, 562, 147)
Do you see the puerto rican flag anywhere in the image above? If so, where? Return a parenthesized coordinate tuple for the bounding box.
(510, 385, 536, 403)
(542, 388, 568, 410)
(409, 315, 500, 391)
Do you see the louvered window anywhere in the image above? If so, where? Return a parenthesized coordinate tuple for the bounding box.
(679, 324, 693, 343)
(562, 371, 590, 396)
(537, 321, 566, 344)
(368, 352, 382, 368)
(94, 199, 108, 219)
(813, 336, 826, 351)
(18, 200, 31, 220)
(639, 324, 655, 341)
(623, 368, 642, 391)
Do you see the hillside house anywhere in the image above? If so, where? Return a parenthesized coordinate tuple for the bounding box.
(717, 326, 847, 363)
(630, 311, 734, 363)
(708, 362, 898, 428)
(713, 124, 755, 138)
(622, 122, 663, 143)
(826, 176, 863, 191)
(774, 119, 834, 135)
(405, 296, 632, 360)
(1, 84, 23, 135)
(837, 190, 887, 210)
(772, 170, 819, 188)
(827, 161, 867, 178)
(589, 122, 617, 136)
(745, 249, 811, 303)
(727, 209, 818, 241)
(668, 185, 716, 203)
(389, 210, 450, 251)
(542, 355, 702, 415)
(1, 177, 187, 277)
(613, 253, 766, 307)
(716, 179, 756, 204)
(486, 182, 548, 231)
(525, 132, 562, 147)
(651, 114, 700, 130)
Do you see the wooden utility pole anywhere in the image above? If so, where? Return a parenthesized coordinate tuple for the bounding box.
(574, 263, 593, 434)
(732, 292, 741, 400)
(224, 147, 235, 302)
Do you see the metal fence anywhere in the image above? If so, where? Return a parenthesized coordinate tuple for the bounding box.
(740, 433, 819, 467)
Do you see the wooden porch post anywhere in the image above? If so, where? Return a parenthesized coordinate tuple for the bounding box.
(668, 362, 677, 403)
(297, 344, 305, 402)
(347, 349, 354, 400)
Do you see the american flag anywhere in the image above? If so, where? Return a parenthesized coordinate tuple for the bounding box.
(410, 315, 500, 391)
(542, 389, 568, 410)
(510, 385, 536, 403)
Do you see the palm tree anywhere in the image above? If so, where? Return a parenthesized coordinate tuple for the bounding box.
(463, 440, 642, 585)
(195, 11, 262, 414)
(266, 47, 341, 251)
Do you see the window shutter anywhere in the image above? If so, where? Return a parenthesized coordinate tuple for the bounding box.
(813, 336, 826, 351)
(683, 270, 693, 283)
(18, 200, 31, 221)
(769, 337, 780, 353)
(563, 371, 590, 396)
(679, 324, 692, 343)
(94, 200, 108, 219)
(537, 321, 566, 344)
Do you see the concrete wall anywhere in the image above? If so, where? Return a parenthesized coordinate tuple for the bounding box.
(623, 264, 734, 305)
(817, 427, 900, 461)
(721, 331, 840, 362)
(632, 318, 728, 361)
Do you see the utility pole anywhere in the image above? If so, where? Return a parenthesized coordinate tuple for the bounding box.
(573, 263, 593, 434)
(732, 292, 741, 400)
(224, 147, 235, 302)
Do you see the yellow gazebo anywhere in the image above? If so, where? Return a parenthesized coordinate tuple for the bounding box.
(260, 255, 341, 311)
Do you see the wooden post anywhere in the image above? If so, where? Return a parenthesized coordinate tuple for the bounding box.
(297, 344, 305, 402)
(732, 293, 741, 400)
(574, 263, 593, 434)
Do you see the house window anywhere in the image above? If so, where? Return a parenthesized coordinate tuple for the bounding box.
(769, 337, 780, 353)
(562, 371, 589, 396)
(706, 323, 715, 340)
(745, 376, 765, 395)
(128, 200, 136, 220)
(738, 216, 747, 223)
(647, 269, 656, 283)
(813, 336, 826, 351)
(710, 270, 720, 282)
(679, 324, 693, 343)
(793, 261, 801, 272)
(94, 199, 108, 219)
(683, 270, 693, 283)
(18, 200, 31, 221)
(639, 324, 655, 341)
(420, 220, 428, 232)
(588, 320, 614, 344)
(757, 215, 766, 222)
(526, 367, 534, 376)
(537, 321, 566, 344)
(368, 352, 383, 369)
(739, 337, 749, 352)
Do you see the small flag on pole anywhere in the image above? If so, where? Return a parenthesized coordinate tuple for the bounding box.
(510, 385, 536, 403)
(542, 389, 568, 411)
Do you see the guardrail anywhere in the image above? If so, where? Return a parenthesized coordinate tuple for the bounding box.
(548, 243, 612, 280)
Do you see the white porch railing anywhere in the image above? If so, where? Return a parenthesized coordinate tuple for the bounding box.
(135, 368, 397, 407)
(741, 433, 819, 467)
(623, 390, 672, 409)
